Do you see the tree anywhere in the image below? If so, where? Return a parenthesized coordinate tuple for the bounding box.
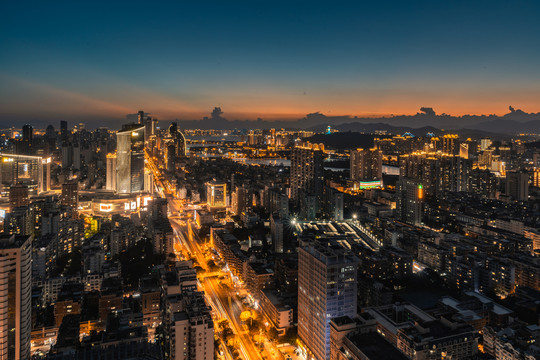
(268, 327, 279, 341)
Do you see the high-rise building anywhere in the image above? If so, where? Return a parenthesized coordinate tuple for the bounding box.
(165, 144, 176, 171)
(506, 171, 529, 201)
(61, 143, 73, 168)
(533, 168, 540, 188)
(61, 182, 78, 209)
(399, 152, 471, 196)
(137, 110, 156, 143)
(137, 110, 145, 124)
(72, 142, 81, 170)
(205, 181, 226, 207)
(20, 124, 33, 154)
(470, 169, 498, 199)
(106, 153, 117, 191)
(396, 177, 424, 226)
(298, 242, 358, 360)
(169, 294, 214, 360)
(168, 122, 187, 157)
(350, 148, 382, 188)
(60, 120, 68, 143)
(271, 214, 284, 253)
(231, 186, 248, 215)
(116, 124, 145, 194)
(441, 134, 459, 155)
(290, 143, 324, 205)
(0, 234, 32, 360)
(323, 187, 344, 221)
(45, 125, 56, 153)
(9, 184, 29, 211)
(0, 153, 51, 195)
(480, 137, 492, 151)
(459, 143, 469, 159)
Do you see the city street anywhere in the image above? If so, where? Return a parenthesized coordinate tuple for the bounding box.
(147, 154, 283, 360)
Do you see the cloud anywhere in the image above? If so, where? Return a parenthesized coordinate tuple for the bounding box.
(420, 107, 436, 116)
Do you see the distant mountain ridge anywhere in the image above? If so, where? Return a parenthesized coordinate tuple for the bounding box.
(171, 106, 540, 136)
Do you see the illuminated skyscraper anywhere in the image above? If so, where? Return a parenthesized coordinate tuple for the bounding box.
(0, 154, 51, 195)
(459, 143, 469, 159)
(106, 153, 117, 191)
(205, 181, 226, 207)
(298, 242, 358, 360)
(168, 122, 187, 157)
(20, 124, 33, 154)
(290, 143, 324, 205)
(166, 144, 176, 171)
(350, 148, 382, 188)
(0, 234, 32, 360)
(116, 125, 145, 194)
(399, 152, 471, 196)
(480, 137, 492, 151)
(61, 182, 78, 209)
(442, 134, 460, 155)
(396, 177, 424, 226)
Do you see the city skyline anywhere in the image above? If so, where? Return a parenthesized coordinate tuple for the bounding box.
(3, 1, 540, 359)
(2, 1, 540, 126)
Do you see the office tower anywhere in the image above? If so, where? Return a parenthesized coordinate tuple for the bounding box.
(61, 143, 73, 168)
(0, 234, 32, 360)
(151, 117, 158, 137)
(9, 184, 29, 211)
(144, 168, 154, 194)
(298, 242, 359, 360)
(61, 182, 78, 208)
(290, 143, 324, 205)
(459, 143, 469, 159)
(45, 125, 56, 152)
(506, 171, 529, 201)
(480, 137, 492, 151)
(106, 153, 117, 191)
(168, 122, 187, 157)
(205, 181, 226, 207)
(350, 148, 382, 188)
(166, 144, 176, 171)
(396, 177, 424, 226)
(60, 120, 68, 142)
(441, 134, 459, 155)
(116, 124, 145, 194)
(21, 124, 33, 154)
(0, 153, 51, 194)
(137, 110, 155, 142)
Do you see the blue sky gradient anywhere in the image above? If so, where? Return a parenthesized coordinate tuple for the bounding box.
(1, 0, 540, 125)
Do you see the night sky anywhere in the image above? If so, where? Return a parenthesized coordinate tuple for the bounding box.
(1, 1, 540, 125)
